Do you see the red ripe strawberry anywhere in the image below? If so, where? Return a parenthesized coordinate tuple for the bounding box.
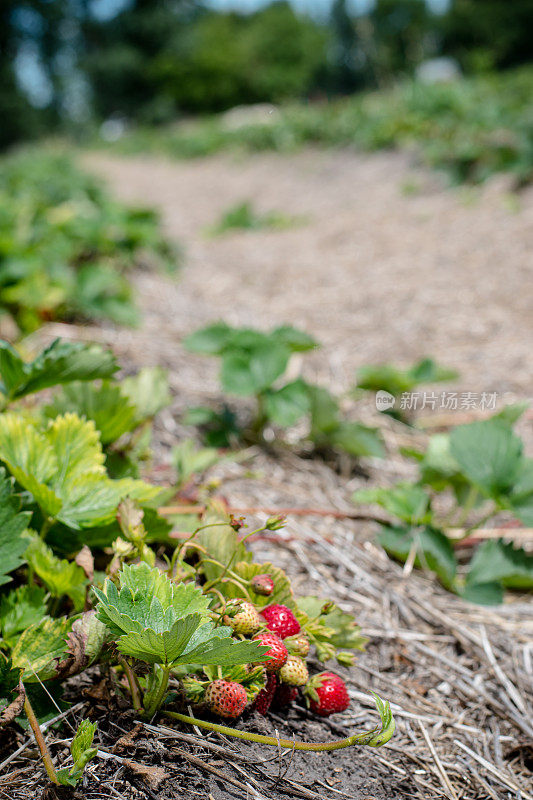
(305, 672, 350, 717)
(260, 605, 300, 638)
(271, 683, 298, 709)
(279, 655, 309, 686)
(205, 679, 247, 719)
(250, 574, 274, 596)
(252, 633, 288, 672)
(223, 599, 262, 635)
(252, 673, 277, 715)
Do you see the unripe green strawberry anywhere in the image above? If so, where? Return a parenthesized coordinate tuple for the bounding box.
(205, 679, 247, 719)
(279, 655, 309, 686)
(284, 634, 310, 657)
(223, 599, 262, 635)
(252, 633, 288, 672)
(304, 672, 350, 717)
(250, 573, 274, 596)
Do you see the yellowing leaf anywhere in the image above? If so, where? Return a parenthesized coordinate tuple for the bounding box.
(11, 617, 71, 682)
(47, 413, 105, 490)
(0, 412, 160, 530)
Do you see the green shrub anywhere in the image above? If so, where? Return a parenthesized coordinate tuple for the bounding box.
(0, 149, 178, 333)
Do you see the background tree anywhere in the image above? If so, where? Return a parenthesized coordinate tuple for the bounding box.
(439, 0, 533, 72)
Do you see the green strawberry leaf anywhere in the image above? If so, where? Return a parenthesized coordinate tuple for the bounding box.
(271, 326, 318, 353)
(0, 412, 161, 529)
(509, 458, 533, 525)
(0, 339, 117, 402)
(196, 511, 251, 584)
(466, 539, 533, 590)
(356, 358, 457, 396)
(172, 440, 222, 488)
(378, 524, 457, 589)
(176, 621, 267, 667)
(57, 719, 98, 786)
(71, 719, 97, 765)
(0, 584, 48, 648)
(0, 342, 25, 400)
(0, 413, 62, 517)
(493, 401, 530, 425)
(114, 615, 203, 665)
(449, 420, 523, 498)
(184, 323, 234, 355)
(458, 581, 504, 606)
(25, 536, 87, 610)
(45, 381, 138, 444)
(263, 379, 310, 427)
(308, 386, 340, 435)
(121, 367, 170, 422)
(330, 421, 384, 458)
(297, 597, 367, 653)
(0, 467, 32, 586)
(354, 483, 430, 524)
(0, 652, 24, 727)
(221, 341, 290, 396)
(94, 563, 264, 668)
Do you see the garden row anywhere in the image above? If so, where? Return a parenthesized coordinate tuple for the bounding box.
(109, 67, 533, 186)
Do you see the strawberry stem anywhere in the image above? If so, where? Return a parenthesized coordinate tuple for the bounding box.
(163, 693, 394, 751)
(24, 693, 59, 784)
(143, 666, 171, 718)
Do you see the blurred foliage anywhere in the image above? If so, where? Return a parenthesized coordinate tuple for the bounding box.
(83, 2, 327, 120)
(108, 67, 533, 185)
(0, 149, 177, 333)
(439, 0, 533, 73)
(1, 1, 532, 150)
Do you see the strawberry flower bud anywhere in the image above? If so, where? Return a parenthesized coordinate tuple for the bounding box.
(265, 515, 286, 531)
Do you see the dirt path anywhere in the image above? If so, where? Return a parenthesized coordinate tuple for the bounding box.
(83, 147, 533, 399)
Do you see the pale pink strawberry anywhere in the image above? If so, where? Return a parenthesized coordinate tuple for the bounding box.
(223, 599, 262, 635)
(284, 634, 310, 657)
(278, 655, 309, 686)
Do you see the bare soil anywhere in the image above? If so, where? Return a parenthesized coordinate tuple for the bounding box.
(11, 146, 533, 800)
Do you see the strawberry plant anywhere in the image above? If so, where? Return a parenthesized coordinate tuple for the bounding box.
(184, 322, 384, 458)
(0, 148, 178, 333)
(355, 357, 459, 421)
(0, 337, 396, 786)
(0, 338, 172, 553)
(354, 415, 533, 604)
(56, 720, 98, 787)
(207, 200, 302, 236)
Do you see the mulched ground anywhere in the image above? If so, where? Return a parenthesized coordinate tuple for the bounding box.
(4, 145, 532, 799)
